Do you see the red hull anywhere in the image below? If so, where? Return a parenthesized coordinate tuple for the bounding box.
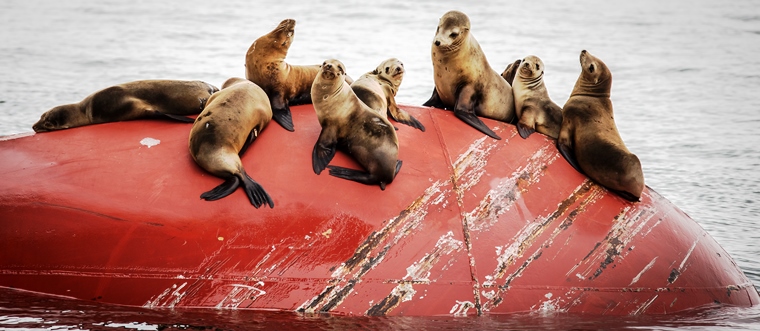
(0, 105, 757, 316)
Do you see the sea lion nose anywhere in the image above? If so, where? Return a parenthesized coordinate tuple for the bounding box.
(325, 63, 332, 69)
(434, 40, 441, 46)
(581, 50, 587, 54)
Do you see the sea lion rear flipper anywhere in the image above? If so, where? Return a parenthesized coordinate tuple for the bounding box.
(241, 171, 275, 208)
(159, 113, 195, 123)
(201, 176, 241, 202)
(557, 140, 583, 173)
(422, 88, 446, 109)
(312, 127, 338, 174)
(326, 165, 385, 190)
(270, 96, 295, 132)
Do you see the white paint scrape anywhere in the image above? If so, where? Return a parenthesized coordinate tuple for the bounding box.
(140, 137, 160, 148)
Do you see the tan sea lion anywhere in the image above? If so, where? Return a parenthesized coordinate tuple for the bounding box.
(311, 59, 402, 190)
(351, 58, 425, 131)
(32, 80, 218, 132)
(245, 19, 352, 132)
(188, 77, 274, 208)
(511, 55, 563, 139)
(422, 10, 515, 140)
(557, 50, 644, 202)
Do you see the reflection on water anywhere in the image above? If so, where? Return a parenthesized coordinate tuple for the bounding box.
(0, 0, 759, 329)
(1, 287, 759, 330)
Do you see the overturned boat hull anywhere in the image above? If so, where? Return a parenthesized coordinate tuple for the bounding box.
(0, 104, 757, 316)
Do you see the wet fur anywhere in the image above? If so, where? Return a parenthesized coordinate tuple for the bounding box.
(311, 59, 401, 189)
(557, 50, 644, 201)
(33, 80, 218, 132)
(188, 78, 274, 208)
(245, 19, 351, 132)
(423, 10, 515, 139)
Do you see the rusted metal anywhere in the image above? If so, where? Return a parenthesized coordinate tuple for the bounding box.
(0, 104, 757, 316)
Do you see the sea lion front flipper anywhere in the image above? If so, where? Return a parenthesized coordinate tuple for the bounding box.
(611, 189, 641, 203)
(238, 127, 260, 157)
(454, 85, 501, 140)
(270, 95, 295, 132)
(501, 59, 522, 86)
(158, 113, 196, 123)
(517, 122, 535, 139)
(388, 108, 426, 132)
(394, 160, 403, 177)
(201, 176, 241, 202)
(517, 105, 537, 139)
(241, 171, 275, 208)
(557, 140, 583, 173)
(422, 88, 446, 109)
(326, 165, 384, 190)
(312, 126, 338, 175)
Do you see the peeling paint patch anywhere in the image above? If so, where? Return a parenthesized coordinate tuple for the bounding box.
(631, 295, 658, 315)
(140, 137, 160, 148)
(298, 180, 451, 314)
(450, 300, 475, 316)
(215, 282, 266, 309)
(629, 257, 658, 286)
(143, 282, 187, 308)
(366, 282, 417, 316)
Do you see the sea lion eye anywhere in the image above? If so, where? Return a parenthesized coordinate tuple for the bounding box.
(536, 64, 540, 71)
(588, 64, 595, 73)
(450, 32, 459, 38)
(385, 66, 390, 74)
(338, 65, 344, 74)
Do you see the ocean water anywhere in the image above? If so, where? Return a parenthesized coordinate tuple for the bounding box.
(1, 0, 759, 329)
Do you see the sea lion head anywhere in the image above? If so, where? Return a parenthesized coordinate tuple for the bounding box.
(576, 50, 612, 94)
(221, 77, 249, 89)
(32, 104, 84, 132)
(374, 58, 404, 88)
(433, 10, 470, 51)
(257, 19, 296, 56)
(519, 55, 545, 81)
(313, 59, 347, 96)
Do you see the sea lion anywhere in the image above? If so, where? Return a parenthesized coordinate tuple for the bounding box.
(32, 80, 218, 132)
(557, 50, 644, 202)
(188, 77, 274, 208)
(511, 55, 563, 139)
(351, 58, 425, 131)
(501, 59, 522, 86)
(311, 59, 402, 190)
(422, 10, 515, 140)
(245, 19, 352, 132)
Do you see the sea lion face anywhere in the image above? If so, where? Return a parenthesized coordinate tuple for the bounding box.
(268, 19, 296, 51)
(433, 10, 470, 50)
(579, 50, 611, 87)
(32, 105, 74, 132)
(519, 55, 544, 81)
(375, 58, 404, 88)
(319, 59, 346, 81)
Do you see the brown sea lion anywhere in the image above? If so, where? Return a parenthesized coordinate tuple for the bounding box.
(422, 10, 515, 140)
(311, 59, 402, 190)
(32, 80, 218, 132)
(188, 77, 274, 208)
(351, 58, 425, 131)
(557, 50, 645, 202)
(245, 19, 352, 132)
(511, 55, 563, 139)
